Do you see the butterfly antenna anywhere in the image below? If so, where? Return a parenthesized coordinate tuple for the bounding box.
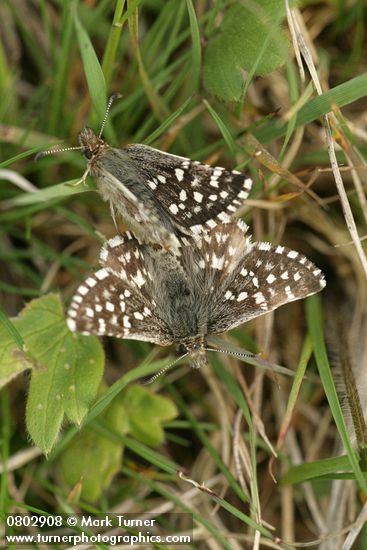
(35, 145, 84, 162)
(98, 93, 122, 138)
(205, 346, 255, 361)
(141, 353, 188, 385)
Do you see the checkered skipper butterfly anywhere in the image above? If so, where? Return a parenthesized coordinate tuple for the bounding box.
(67, 221, 326, 369)
(38, 96, 252, 255)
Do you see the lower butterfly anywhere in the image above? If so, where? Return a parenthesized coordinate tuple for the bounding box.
(67, 221, 326, 369)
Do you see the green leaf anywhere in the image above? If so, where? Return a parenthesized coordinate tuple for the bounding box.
(203, 1, 290, 101)
(185, 0, 201, 93)
(72, 1, 107, 121)
(123, 385, 178, 447)
(0, 293, 104, 453)
(254, 73, 367, 144)
(306, 295, 367, 494)
(282, 455, 354, 485)
(59, 389, 127, 502)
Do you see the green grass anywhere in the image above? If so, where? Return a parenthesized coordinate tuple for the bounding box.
(1, 1, 367, 548)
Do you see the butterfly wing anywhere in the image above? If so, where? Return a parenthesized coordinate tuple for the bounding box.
(124, 144, 253, 232)
(67, 234, 173, 345)
(185, 222, 326, 334)
(87, 143, 182, 254)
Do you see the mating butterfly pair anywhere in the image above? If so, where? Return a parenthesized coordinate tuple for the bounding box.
(67, 122, 326, 367)
(64, 114, 326, 368)
(67, 222, 325, 368)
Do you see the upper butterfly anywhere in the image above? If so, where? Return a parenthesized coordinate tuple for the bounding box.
(78, 127, 252, 255)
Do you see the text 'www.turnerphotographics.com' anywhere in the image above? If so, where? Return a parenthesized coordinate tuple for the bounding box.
(4, 513, 193, 547)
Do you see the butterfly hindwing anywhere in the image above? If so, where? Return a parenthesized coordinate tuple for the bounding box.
(188, 223, 326, 334)
(67, 234, 172, 345)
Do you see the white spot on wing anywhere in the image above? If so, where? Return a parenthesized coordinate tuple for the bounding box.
(132, 269, 146, 288)
(109, 235, 125, 247)
(147, 180, 157, 190)
(254, 292, 266, 304)
(67, 318, 76, 331)
(258, 242, 271, 251)
(287, 250, 298, 259)
(175, 168, 184, 181)
(211, 254, 224, 269)
(179, 189, 187, 201)
(96, 269, 109, 281)
(123, 316, 131, 328)
(217, 211, 230, 222)
(244, 178, 252, 190)
(194, 191, 203, 203)
(169, 204, 179, 214)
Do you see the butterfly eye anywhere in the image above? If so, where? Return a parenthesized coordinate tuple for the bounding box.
(84, 149, 93, 160)
(177, 343, 186, 354)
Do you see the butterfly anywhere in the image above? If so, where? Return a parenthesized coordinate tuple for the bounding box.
(67, 221, 326, 369)
(37, 96, 253, 255)
(78, 127, 253, 255)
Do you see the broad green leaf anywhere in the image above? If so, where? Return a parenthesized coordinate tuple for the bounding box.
(0, 293, 104, 452)
(0, 330, 33, 388)
(203, 1, 290, 101)
(59, 390, 127, 502)
(72, 2, 107, 121)
(124, 385, 178, 447)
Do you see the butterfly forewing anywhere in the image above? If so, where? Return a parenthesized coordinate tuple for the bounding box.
(80, 129, 253, 252)
(67, 235, 172, 345)
(124, 144, 253, 231)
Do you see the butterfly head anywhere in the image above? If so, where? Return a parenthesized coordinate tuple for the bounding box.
(180, 336, 208, 369)
(78, 127, 106, 160)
